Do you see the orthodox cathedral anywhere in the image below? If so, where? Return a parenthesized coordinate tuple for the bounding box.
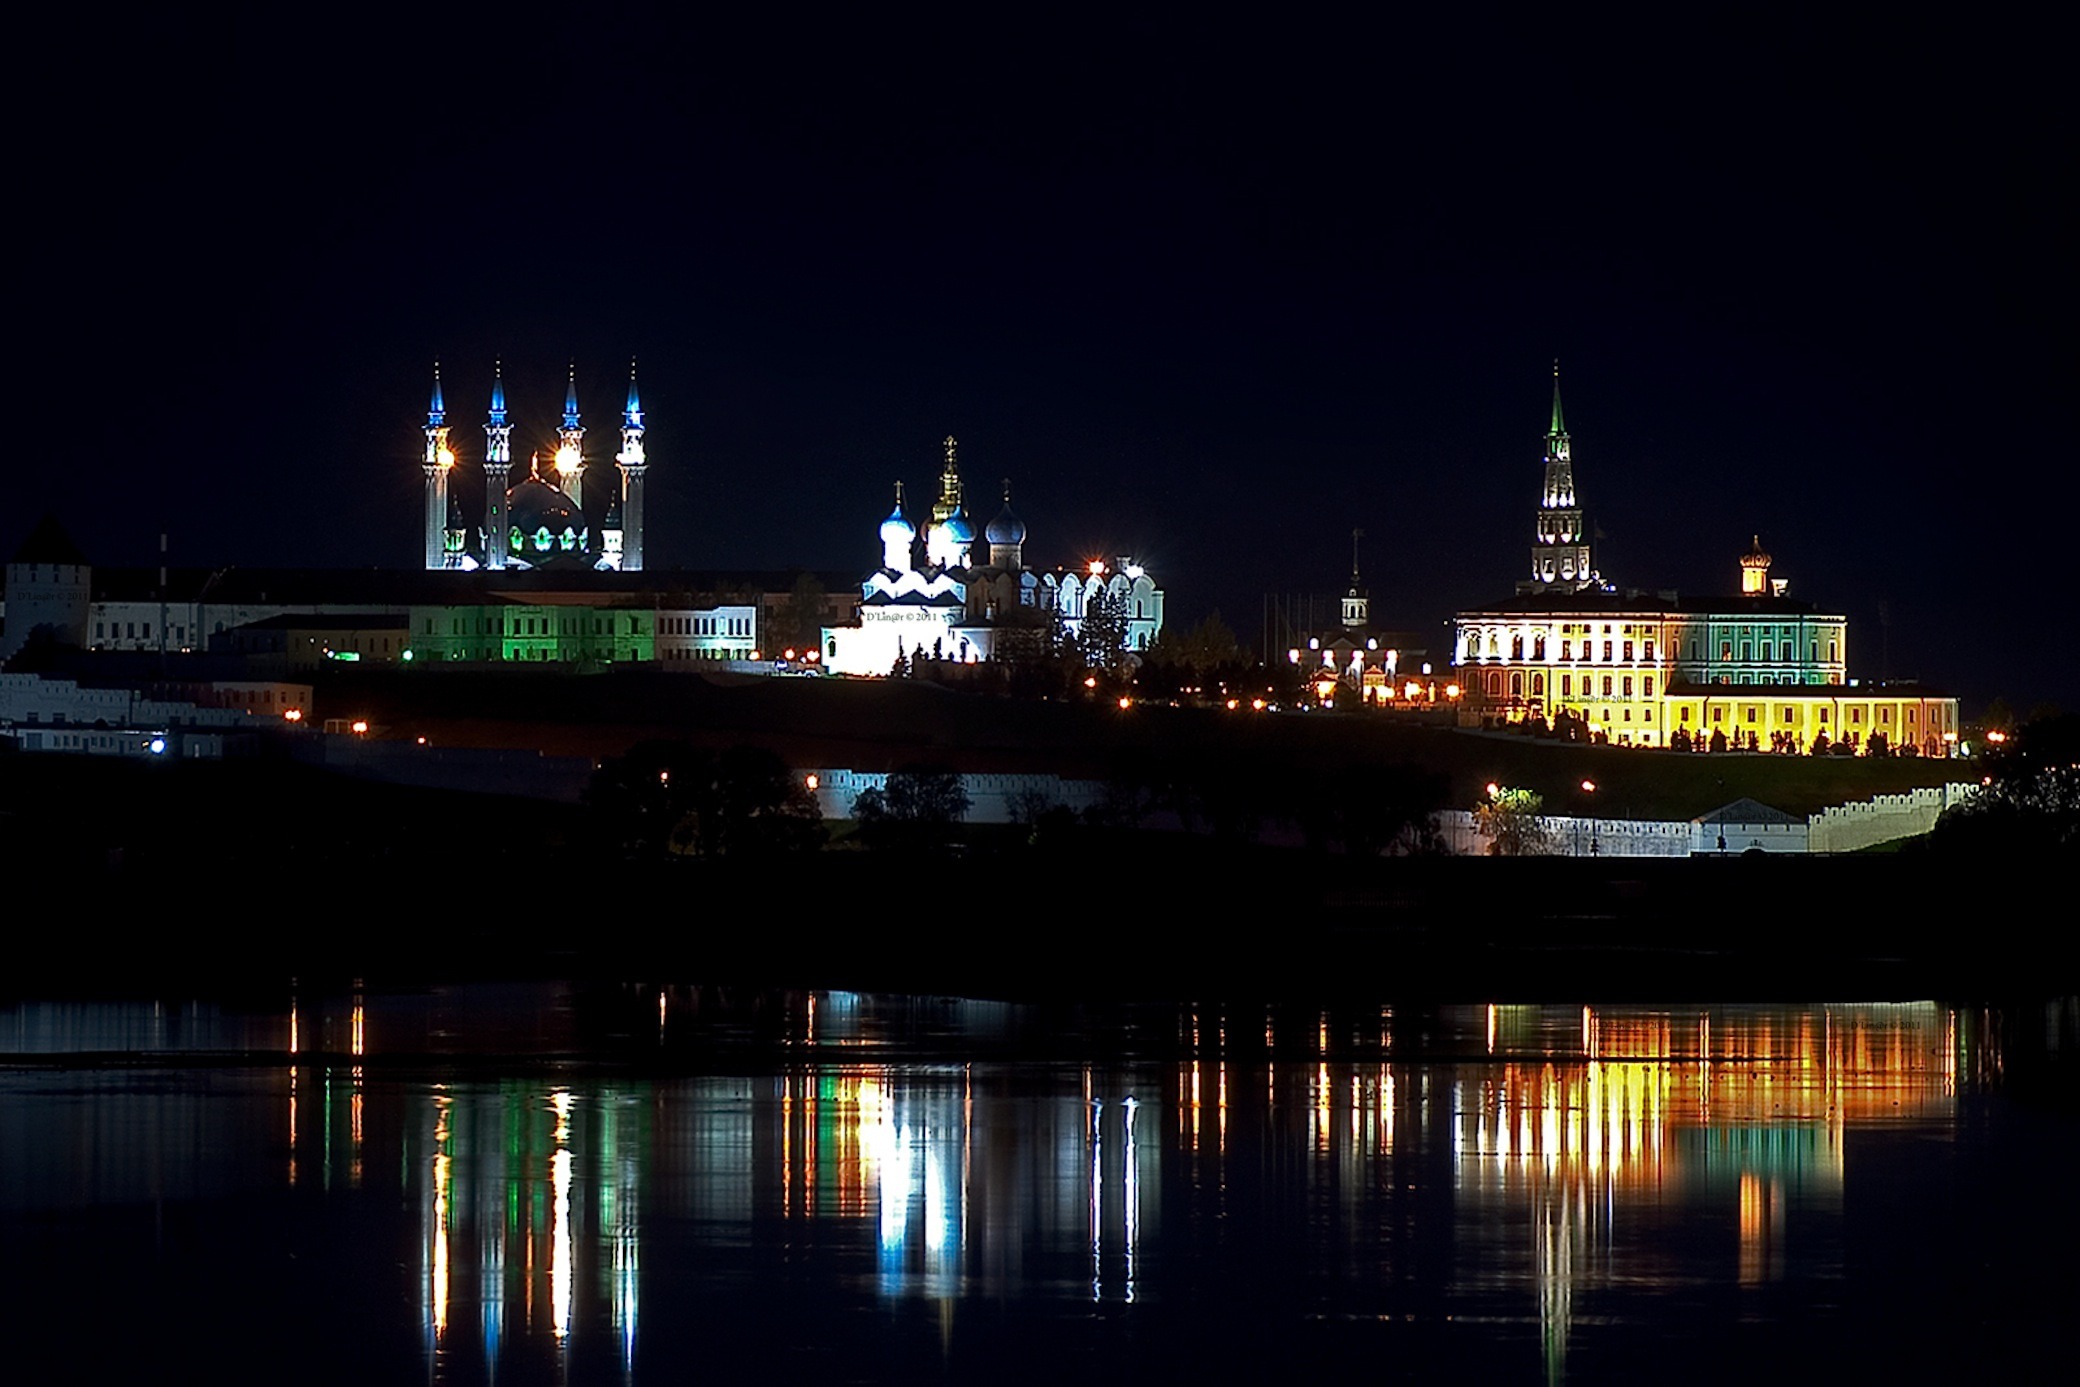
(820, 437, 1163, 675)
(420, 361, 649, 571)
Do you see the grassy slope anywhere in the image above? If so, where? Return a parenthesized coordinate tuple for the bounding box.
(307, 668, 1967, 819)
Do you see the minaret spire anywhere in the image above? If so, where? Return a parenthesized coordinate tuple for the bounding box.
(483, 360, 512, 569)
(1549, 359, 1566, 438)
(422, 363, 456, 569)
(612, 356, 647, 571)
(555, 360, 585, 512)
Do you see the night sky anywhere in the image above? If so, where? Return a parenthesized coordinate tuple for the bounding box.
(14, 11, 2069, 708)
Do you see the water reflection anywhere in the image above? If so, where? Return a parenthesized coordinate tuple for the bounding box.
(0, 994, 2061, 1384)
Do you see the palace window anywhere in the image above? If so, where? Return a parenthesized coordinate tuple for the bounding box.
(1511, 635, 1524, 659)
(1602, 675, 1613, 696)
(1851, 709, 1863, 724)
(1713, 707, 1725, 722)
(1644, 640, 1655, 661)
(1721, 642, 1733, 660)
(1561, 674, 1572, 697)
(1643, 676, 1655, 697)
(1783, 706, 1795, 722)
(1622, 676, 1633, 696)
(1761, 641, 1773, 661)
(1560, 640, 1571, 661)
(1623, 640, 1634, 661)
(1602, 641, 1613, 660)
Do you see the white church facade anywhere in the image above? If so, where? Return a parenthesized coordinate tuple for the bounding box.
(821, 437, 1163, 676)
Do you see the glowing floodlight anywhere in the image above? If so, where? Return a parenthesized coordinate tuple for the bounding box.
(148, 737, 168, 755)
(351, 720, 369, 735)
(554, 443, 581, 477)
(1087, 559, 1107, 576)
(283, 708, 303, 723)
(805, 774, 820, 791)
(436, 444, 456, 469)
(1581, 779, 1597, 793)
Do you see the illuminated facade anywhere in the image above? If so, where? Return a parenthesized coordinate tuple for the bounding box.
(421, 362, 646, 573)
(820, 436, 1163, 676)
(1456, 378, 1957, 753)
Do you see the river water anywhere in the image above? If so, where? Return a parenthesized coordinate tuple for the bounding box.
(2, 990, 2073, 1384)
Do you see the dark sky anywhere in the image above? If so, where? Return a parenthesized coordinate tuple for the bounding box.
(13, 10, 2070, 709)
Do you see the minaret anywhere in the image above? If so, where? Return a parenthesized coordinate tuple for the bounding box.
(483, 362, 512, 570)
(1527, 361, 1593, 590)
(614, 359, 647, 571)
(421, 364, 454, 571)
(1342, 527, 1369, 626)
(555, 362, 585, 506)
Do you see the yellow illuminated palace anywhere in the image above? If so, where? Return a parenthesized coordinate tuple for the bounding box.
(1453, 374, 1958, 754)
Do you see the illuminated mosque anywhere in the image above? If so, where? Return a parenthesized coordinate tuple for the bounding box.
(1453, 368, 1959, 754)
(820, 436, 1164, 675)
(419, 361, 649, 572)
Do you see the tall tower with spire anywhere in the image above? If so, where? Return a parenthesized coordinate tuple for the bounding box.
(554, 363, 586, 510)
(421, 365, 455, 571)
(1342, 527, 1369, 627)
(1524, 362, 1596, 592)
(483, 363, 512, 570)
(614, 360, 647, 571)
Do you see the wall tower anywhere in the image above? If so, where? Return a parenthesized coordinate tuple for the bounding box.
(1525, 362, 1595, 591)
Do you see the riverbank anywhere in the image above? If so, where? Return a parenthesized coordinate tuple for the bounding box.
(22, 848, 2070, 1004)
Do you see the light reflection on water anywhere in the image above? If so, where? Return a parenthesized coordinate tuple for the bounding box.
(0, 995, 2066, 1383)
